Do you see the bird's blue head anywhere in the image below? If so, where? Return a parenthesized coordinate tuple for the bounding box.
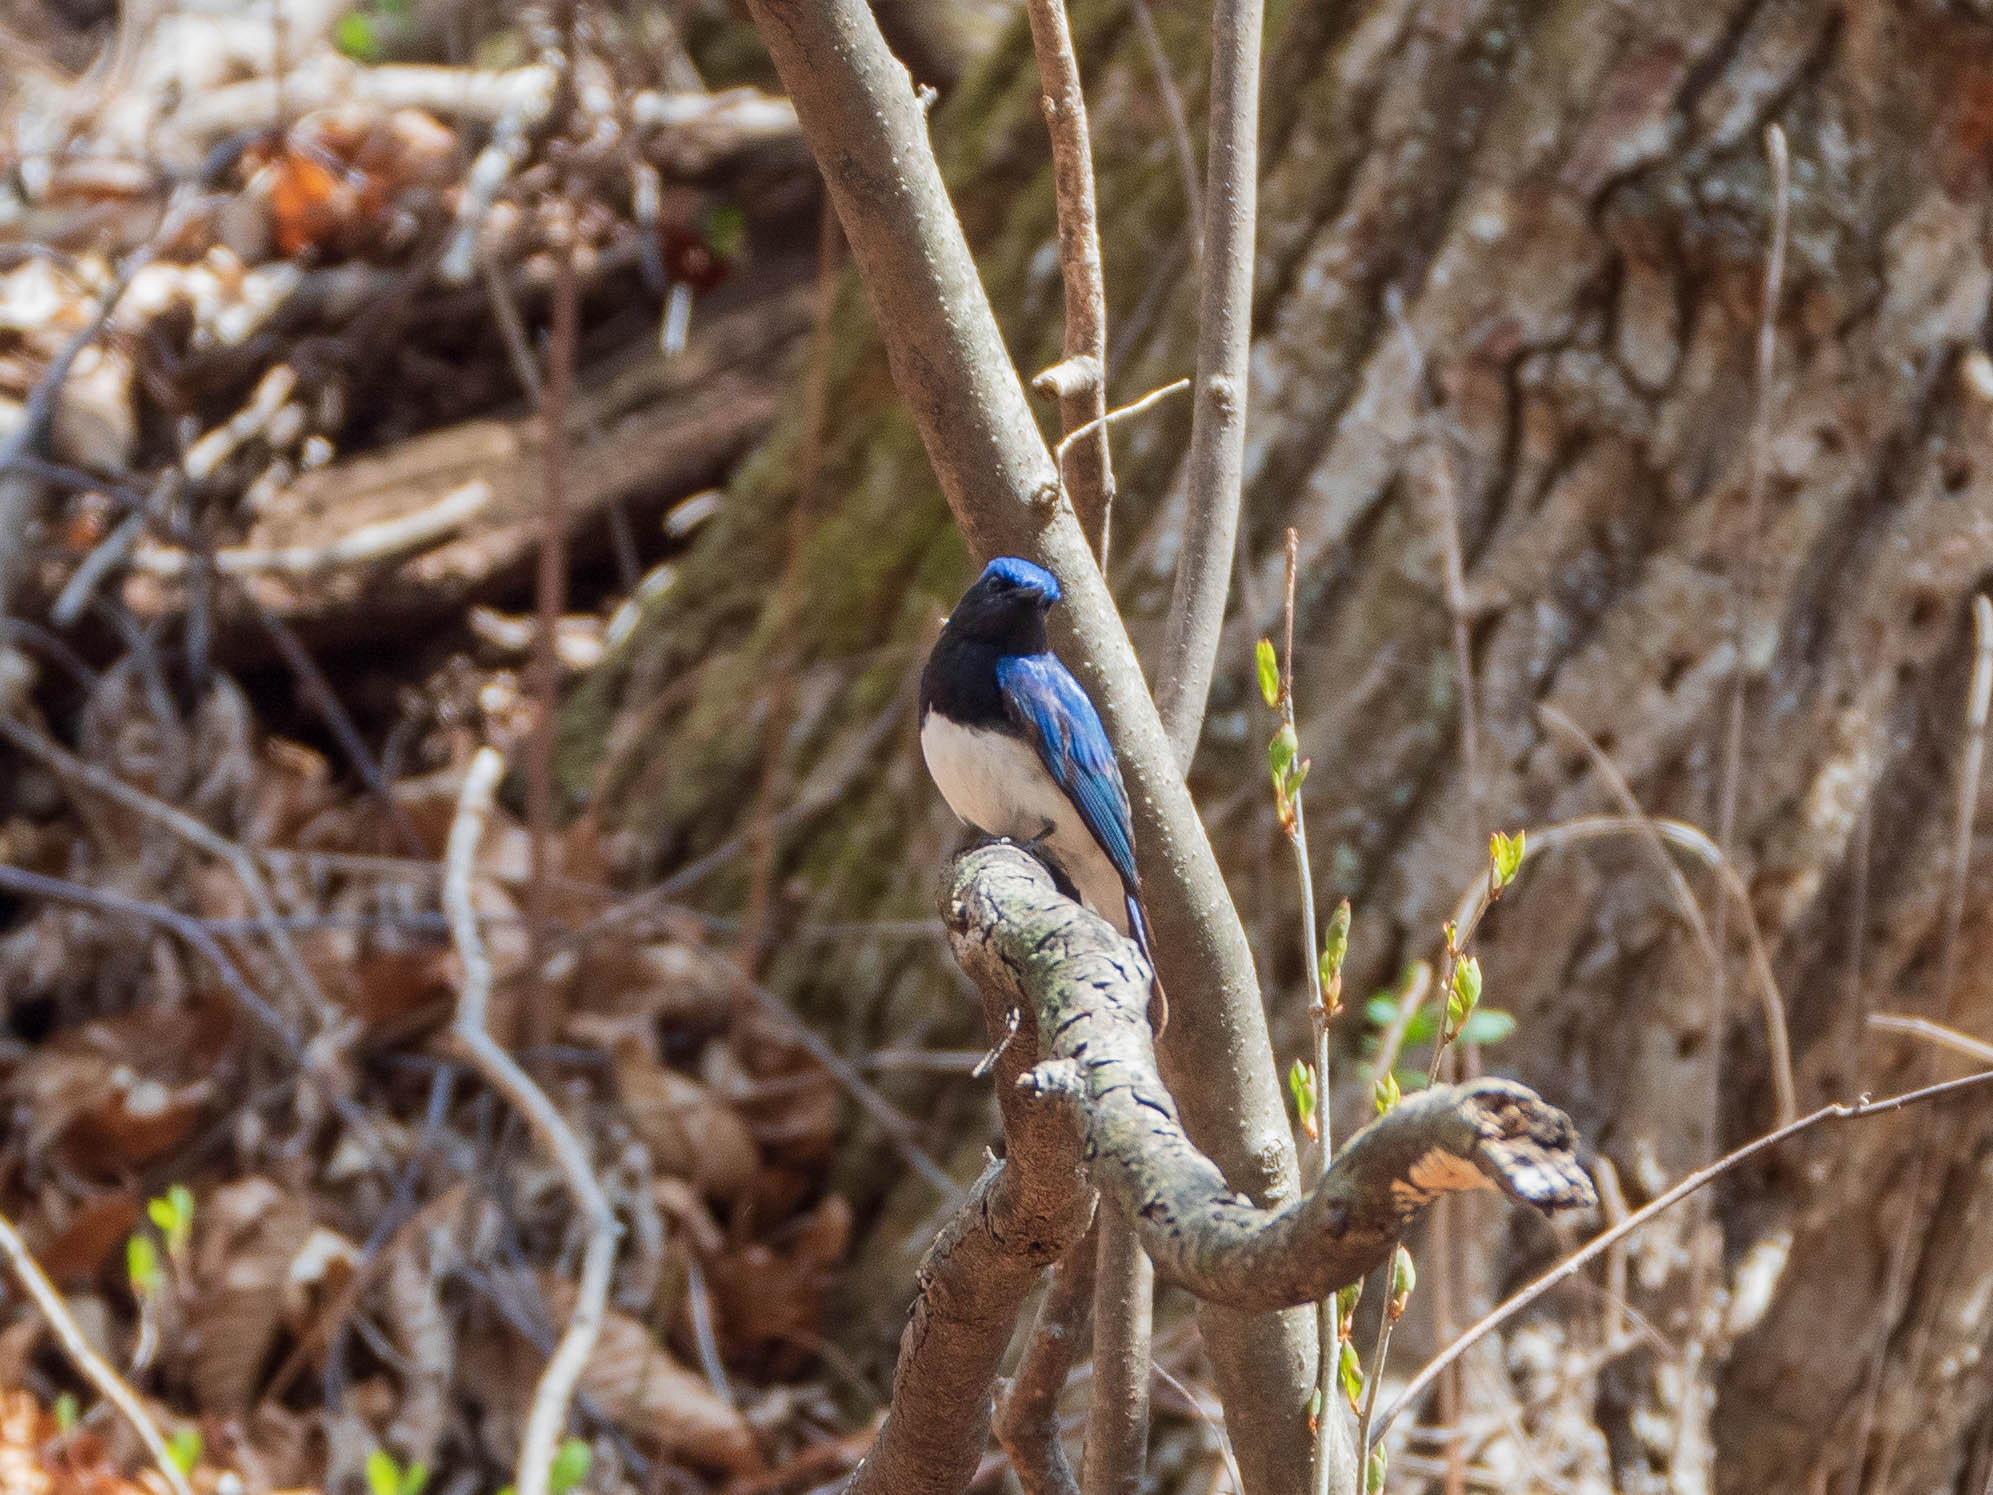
(981, 556, 1061, 602)
(945, 556, 1062, 648)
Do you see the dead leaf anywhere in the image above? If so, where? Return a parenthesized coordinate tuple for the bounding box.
(610, 1037, 759, 1202)
(185, 1178, 316, 1412)
(549, 1285, 763, 1475)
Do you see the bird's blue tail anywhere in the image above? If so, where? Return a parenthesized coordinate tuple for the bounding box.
(1126, 893, 1167, 1035)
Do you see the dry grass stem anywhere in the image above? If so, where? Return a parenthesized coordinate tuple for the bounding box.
(0, 1210, 194, 1495)
(1539, 704, 1796, 1125)
(445, 747, 622, 1495)
(1867, 1014, 1993, 1068)
(525, 206, 578, 1050)
(1128, 0, 1202, 264)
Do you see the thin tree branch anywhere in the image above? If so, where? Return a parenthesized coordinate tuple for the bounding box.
(1154, 0, 1264, 763)
(738, 5, 1308, 1488)
(1369, 1067, 1993, 1452)
(1128, 0, 1202, 265)
(1083, 1213, 1151, 1495)
(1269, 531, 1359, 1495)
(1053, 378, 1190, 468)
(1868, 1013, 1993, 1068)
(995, 1224, 1097, 1495)
(445, 748, 622, 1495)
(1025, 0, 1114, 565)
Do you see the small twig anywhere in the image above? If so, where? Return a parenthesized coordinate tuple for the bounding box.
(1370, 1066, 1993, 1451)
(525, 204, 579, 1050)
(996, 1223, 1097, 1495)
(681, 1250, 735, 1407)
(1938, 594, 1993, 1021)
(0, 863, 301, 1060)
(483, 254, 546, 407)
(1053, 378, 1191, 470)
(0, 1210, 192, 1495)
(1025, 0, 1114, 566)
(1128, 0, 1202, 265)
(1267, 531, 1353, 1495)
(445, 747, 622, 1495)
(1154, 0, 1265, 761)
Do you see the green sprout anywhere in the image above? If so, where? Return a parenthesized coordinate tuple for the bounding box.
(1446, 955, 1483, 1038)
(1319, 899, 1351, 1012)
(125, 1233, 161, 1298)
(1373, 1069, 1400, 1115)
(166, 1427, 202, 1476)
(1255, 637, 1281, 709)
(1337, 1336, 1364, 1411)
(366, 1449, 431, 1495)
(52, 1393, 78, 1434)
(1490, 828, 1526, 889)
(548, 1438, 592, 1495)
(1389, 1244, 1417, 1318)
(1287, 1058, 1318, 1140)
(1366, 1444, 1389, 1493)
(146, 1184, 194, 1269)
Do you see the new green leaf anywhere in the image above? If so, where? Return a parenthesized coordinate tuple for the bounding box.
(1256, 637, 1280, 709)
(548, 1439, 592, 1495)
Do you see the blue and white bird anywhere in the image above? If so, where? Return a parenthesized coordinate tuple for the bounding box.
(920, 557, 1153, 966)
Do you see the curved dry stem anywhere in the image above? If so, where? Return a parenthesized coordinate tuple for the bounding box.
(0, 1211, 192, 1495)
(1369, 1067, 1993, 1452)
(445, 748, 622, 1495)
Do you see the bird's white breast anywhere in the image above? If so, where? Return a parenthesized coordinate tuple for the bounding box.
(920, 710, 1129, 934)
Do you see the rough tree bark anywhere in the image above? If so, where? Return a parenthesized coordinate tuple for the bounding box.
(571, 1, 1993, 1489)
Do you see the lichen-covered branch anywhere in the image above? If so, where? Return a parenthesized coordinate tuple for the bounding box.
(946, 845, 1596, 1310)
(848, 884, 1097, 1495)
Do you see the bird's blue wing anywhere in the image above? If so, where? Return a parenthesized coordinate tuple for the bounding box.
(994, 653, 1139, 896)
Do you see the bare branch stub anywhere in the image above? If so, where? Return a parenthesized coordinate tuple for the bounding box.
(946, 844, 1595, 1310)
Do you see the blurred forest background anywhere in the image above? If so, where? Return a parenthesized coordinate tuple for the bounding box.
(4, 0, 1993, 1492)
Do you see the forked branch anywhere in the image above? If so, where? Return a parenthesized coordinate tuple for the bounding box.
(946, 845, 1596, 1309)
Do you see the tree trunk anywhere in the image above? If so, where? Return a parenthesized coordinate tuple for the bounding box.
(571, 0, 1993, 1488)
